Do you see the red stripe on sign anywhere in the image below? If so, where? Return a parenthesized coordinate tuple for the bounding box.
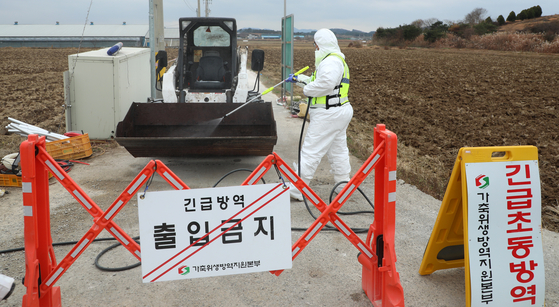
(143, 183, 286, 281)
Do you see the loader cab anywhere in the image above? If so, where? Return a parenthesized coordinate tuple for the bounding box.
(115, 16, 277, 157)
(177, 17, 237, 98)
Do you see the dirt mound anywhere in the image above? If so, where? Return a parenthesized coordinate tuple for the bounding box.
(498, 14, 559, 32)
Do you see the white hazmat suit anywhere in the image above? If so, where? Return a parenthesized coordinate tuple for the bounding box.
(290, 29, 353, 201)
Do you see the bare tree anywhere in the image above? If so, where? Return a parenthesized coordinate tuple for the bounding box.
(423, 18, 439, 28)
(464, 7, 488, 25)
(411, 19, 425, 29)
(443, 19, 457, 26)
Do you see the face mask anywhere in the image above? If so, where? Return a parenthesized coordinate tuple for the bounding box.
(315, 49, 327, 67)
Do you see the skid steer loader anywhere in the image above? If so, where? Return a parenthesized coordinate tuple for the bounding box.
(115, 17, 277, 157)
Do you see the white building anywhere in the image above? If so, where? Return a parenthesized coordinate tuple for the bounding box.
(0, 23, 148, 48)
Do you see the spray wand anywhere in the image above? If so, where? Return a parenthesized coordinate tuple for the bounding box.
(224, 66, 309, 118)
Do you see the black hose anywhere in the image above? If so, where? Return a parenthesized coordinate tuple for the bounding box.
(0, 236, 142, 273)
(0, 237, 141, 273)
(0, 237, 120, 254)
(296, 98, 373, 234)
(94, 237, 141, 272)
(251, 71, 261, 92)
(213, 168, 266, 187)
(330, 181, 374, 216)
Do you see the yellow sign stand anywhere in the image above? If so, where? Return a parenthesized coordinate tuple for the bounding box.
(419, 146, 542, 306)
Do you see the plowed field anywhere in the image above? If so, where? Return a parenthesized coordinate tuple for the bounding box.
(1, 45, 558, 230)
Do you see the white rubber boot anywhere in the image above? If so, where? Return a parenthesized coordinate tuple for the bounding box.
(288, 177, 310, 202)
(333, 174, 350, 194)
(334, 182, 347, 194)
(288, 182, 304, 201)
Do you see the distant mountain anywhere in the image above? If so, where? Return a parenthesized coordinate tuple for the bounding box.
(239, 27, 315, 33)
(295, 28, 315, 33)
(238, 27, 375, 38)
(330, 28, 375, 37)
(239, 27, 276, 32)
(238, 27, 312, 35)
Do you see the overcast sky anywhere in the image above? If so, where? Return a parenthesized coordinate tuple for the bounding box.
(2, 0, 558, 32)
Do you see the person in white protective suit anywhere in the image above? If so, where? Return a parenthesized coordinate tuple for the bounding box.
(286, 28, 353, 201)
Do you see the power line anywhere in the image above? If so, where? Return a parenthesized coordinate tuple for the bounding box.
(181, 0, 196, 13)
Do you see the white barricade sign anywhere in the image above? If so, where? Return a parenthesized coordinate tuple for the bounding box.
(138, 183, 292, 283)
(466, 160, 545, 306)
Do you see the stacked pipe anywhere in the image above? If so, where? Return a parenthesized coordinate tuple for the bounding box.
(5, 117, 68, 142)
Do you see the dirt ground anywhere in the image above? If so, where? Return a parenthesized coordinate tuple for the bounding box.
(0, 44, 558, 233)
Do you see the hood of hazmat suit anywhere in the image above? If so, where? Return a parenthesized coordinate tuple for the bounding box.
(314, 29, 345, 66)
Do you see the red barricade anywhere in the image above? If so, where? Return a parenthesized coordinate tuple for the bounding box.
(21, 135, 61, 307)
(20, 135, 188, 306)
(357, 124, 404, 307)
(20, 124, 404, 306)
(244, 124, 405, 306)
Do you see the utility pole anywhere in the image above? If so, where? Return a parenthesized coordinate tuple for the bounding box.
(149, 0, 165, 99)
(197, 0, 201, 17)
(205, 0, 211, 17)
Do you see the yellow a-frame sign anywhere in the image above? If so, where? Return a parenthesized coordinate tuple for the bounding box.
(419, 146, 545, 306)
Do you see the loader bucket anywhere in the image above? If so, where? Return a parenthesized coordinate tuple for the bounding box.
(115, 102, 277, 157)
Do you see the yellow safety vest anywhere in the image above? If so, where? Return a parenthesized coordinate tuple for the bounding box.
(310, 53, 350, 109)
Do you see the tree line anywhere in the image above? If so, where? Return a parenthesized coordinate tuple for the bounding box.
(506, 6, 543, 22)
(374, 5, 549, 44)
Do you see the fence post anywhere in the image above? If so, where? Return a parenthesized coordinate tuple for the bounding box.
(20, 135, 61, 307)
(358, 124, 404, 307)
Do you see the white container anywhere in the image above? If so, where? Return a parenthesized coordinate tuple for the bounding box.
(64, 47, 151, 139)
